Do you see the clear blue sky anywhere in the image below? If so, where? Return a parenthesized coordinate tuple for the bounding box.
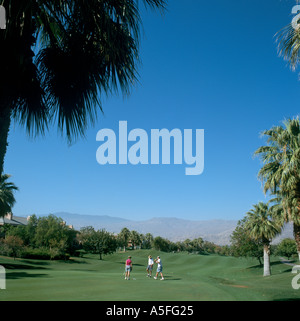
(4, 0, 300, 221)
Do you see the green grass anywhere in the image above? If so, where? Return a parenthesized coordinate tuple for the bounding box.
(0, 250, 299, 301)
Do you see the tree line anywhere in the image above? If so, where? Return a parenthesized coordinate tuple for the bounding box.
(230, 217, 298, 264)
(0, 214, 229, 260)
(0, 213, 297, 264)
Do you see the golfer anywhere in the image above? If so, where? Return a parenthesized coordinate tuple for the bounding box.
(125, 256, 132, 280)
(154, 256, 164, 280)
(146, 255, 154, 277)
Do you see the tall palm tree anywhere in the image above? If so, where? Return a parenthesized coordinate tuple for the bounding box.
(254, 117, 300, 261)
(0, 174, 18, 217)
(245, 202, 281, 276)
(0, 0, 166, 175)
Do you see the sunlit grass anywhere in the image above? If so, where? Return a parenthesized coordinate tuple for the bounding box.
(0, 250, 299, 301)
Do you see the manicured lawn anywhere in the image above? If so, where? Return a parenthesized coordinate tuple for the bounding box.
(0, 250, 299, 301)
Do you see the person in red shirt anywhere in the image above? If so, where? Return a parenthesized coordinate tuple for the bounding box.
(125, 256, 132, 280)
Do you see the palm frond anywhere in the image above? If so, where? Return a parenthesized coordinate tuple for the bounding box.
(1, 0, 166, 142)
(0, 174, 18, 217)
(254, 117, 300, 223)
(245, 202, 282, 243)
(275, 23, 300, 71)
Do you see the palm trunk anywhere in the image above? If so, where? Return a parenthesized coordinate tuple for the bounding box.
(0, 104, 11, 176)
(263, 243, 271, 276)
(293, 223, 300, 262)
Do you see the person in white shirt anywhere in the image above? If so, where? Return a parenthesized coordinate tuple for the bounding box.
(146, 255, 154, 277)
(154, 256, 164, 280)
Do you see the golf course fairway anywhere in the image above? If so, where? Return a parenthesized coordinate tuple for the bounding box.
(0, 250, 299, 301)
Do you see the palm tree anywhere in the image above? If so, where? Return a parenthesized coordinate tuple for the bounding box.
(245, 202, 281, 276)
(130, 230, 141, 249)
(254, 117, 300, 261)
(0, 0, 166, 175)
(275, 22, 300, 71)
(118, 227, 131, 252)
(0, 174, 18, 217)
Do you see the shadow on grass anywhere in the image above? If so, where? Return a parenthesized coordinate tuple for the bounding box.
(277, 267, 293, 274)
(21, 260, 50, 266)
(2, 258, 89, 272)
(248, 260, 287, 270)
(2, 263, 48, 270)
(271, 260, 290, 267)
(158, 274, 182, 281)
(6, 271, 50, 280)
(57, 258, 89, 264)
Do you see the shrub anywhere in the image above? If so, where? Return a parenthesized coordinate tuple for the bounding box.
(1, 235, 24, 259)
(275, 238, 297, 260)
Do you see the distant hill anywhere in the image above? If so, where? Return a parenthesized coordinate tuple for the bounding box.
(21, 212, 294, 246)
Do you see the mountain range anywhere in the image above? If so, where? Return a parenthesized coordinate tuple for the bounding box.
(24, 212, 294, 246)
